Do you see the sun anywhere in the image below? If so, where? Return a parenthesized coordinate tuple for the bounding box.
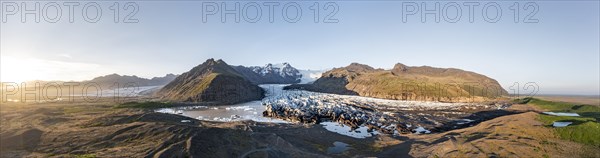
(0, 56, 44, 83)
(1, 56, 115, 83)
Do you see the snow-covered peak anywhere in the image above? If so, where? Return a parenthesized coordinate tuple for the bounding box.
(251, 63, 300, 78)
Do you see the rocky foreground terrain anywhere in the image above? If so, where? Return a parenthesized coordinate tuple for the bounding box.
(1, 98, 598, 157)
(287, 63, 508, 102)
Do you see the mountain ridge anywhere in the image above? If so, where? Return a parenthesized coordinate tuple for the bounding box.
(286, 62, 508, 102)
(156, 59, 264, 104)
(232, 62, 302, 84)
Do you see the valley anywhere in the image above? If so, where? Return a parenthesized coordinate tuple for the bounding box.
(1, 59, 598, 157)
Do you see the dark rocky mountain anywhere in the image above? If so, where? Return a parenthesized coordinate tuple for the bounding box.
(232, 63, 302, 84)
(156, 59, 264, 104)
(148, 74, 178, 85)
(87, 73, 177, 88)
(286, 63, 508, 102)
(18, 73, 177, 89)
(5, 74, 177, 98)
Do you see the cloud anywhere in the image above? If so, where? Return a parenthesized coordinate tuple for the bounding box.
(58, 54, 72, 59)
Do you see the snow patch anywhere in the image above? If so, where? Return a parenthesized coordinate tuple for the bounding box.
(414, 127, 431, 134)
(320, 122, 379, 139)
(543, 112, 580, 117)
(552, 122, 572, 127)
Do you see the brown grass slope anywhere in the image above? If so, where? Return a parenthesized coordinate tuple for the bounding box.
(406, 111, 599, 158)
(156, 59, 264, 104)
(287, 63, 508, 102)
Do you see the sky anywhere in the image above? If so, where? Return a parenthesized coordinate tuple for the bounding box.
(1, 1, 599, 95)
